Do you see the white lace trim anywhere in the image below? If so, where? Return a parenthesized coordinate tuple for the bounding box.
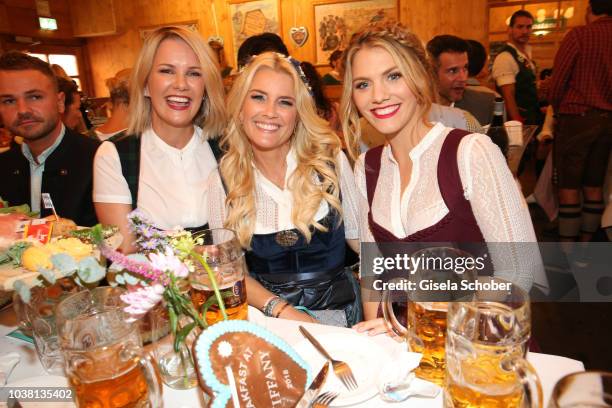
(355, 125, 547, 291)
(207, 151, 359, 239)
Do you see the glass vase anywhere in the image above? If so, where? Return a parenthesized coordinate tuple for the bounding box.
(148, 302, 200, 390)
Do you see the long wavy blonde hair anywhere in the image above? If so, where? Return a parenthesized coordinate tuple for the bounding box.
(128, 26, 226, 139)
(340, 21, 436, 161)
(221, 52, 342, 248)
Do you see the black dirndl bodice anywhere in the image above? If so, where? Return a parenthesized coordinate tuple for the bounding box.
(246, 210, 356, 312)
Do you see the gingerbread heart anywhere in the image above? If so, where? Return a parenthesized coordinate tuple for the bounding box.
(208, 35, 224, 46)
(194, 320, 312, 408)
(289, 27, 309, 47)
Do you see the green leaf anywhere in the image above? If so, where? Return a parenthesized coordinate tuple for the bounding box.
(38, 267, 56, 284)
(77, 257, 106, 283)
(199, 293, 219, 316)
(51, 253, 78, 275)
(173, 322, 196, 352)
(13, 280, 31, 303)
(123, 273, 140, 286)
(114, 274, 125, 285)
(0, 204, 32, 215)
(168, 306, 178, 336)
(90, 224, 104, 244)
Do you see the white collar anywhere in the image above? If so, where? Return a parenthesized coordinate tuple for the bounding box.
(144, 126, 201, 157)
(21, 123, 65, 165)
(384, 122, 447, 164)
(253, 147, 297, 199)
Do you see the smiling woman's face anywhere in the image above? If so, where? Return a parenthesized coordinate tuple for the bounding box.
(146, 37, 205, 135)
(239, 67, 297, 154)
(350, 46, 418, 137)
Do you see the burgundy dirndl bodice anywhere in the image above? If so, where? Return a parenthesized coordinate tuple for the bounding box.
(365, 128, 486, 243)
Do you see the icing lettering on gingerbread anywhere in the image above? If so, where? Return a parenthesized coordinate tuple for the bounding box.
(259, 351, 283, 407)
(237, 360, 254, 408)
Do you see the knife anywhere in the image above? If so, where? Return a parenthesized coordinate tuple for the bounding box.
(295, 362, 330, 408)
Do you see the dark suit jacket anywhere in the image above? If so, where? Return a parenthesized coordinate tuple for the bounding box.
(455, 88, 496, 126)
(0, 127, 100, 226)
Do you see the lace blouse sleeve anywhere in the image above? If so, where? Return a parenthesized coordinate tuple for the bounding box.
(458, 134, 547, 292)
(206, 169, 228, 230)
(353, 155, 376, 243)
(337, 151, 359, 240)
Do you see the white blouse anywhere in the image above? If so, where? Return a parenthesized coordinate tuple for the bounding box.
(93, 126, 217, 230)
(354, 122, 547, 291)
(207, 149, 359, 240)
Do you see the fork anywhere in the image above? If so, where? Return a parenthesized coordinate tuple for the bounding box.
(311, 391, 339, 408)
(299, 325, 358, 391)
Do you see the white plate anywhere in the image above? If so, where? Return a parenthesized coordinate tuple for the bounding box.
(5, 375, 75, 407)
(247, 305, 267, 327)
(293, 332, 392, 406)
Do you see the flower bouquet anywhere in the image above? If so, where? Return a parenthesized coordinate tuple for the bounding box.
(99, 210, 230, 389)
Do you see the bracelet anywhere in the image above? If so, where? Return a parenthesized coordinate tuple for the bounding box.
(274, 302, 290, 318)
(294, 306, 317, 319)
(263, 296, 284, 317)
(262, 295, 279, 316)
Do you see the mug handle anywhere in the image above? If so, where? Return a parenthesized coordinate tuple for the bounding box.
(502, 356, 543, 408)
(381, 290, 424, 351)
(139, 354, 164, 406)
(381, 288, 407, 337)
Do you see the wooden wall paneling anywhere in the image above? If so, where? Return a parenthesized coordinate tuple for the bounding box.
(402, 0, 489, 45)
(489, 5, 521, 32)
(0, 0, 74, 38)
(69, 0, 117, 37)
(0, 3, 9, 33)
(86, 30, 141, 97)
(214, 0, 236, 69)
(81, 0, 493, 96)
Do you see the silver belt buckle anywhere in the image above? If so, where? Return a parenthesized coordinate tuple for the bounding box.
(275, 230, 299, 247)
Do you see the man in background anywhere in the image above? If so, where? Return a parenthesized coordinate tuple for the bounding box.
(427, 35, 495, 126)
(548, 0, 611, 242)
(56, 76, 84, 133)
(492, 10, 543, 125)
(0, 51, 99, 226)
(465, 39, 498, 96)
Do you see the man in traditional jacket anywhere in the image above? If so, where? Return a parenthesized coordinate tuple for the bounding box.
(0, 51, 99, 226)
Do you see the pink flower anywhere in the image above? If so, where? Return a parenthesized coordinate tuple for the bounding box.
(120, 284, 164, 322)
(148, 247, 189, 278)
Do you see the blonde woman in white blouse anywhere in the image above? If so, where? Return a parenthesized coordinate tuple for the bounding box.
(207, 52, 362, 325)
(93, 27, 226, 253)
(340, 22, 546, 332)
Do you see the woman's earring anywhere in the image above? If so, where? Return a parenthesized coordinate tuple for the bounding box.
(144, 87, 150, 97)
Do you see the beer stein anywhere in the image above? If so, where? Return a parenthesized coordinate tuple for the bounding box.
(25, 278, 83, 374)
(56, 287, 162, 408)
(190, 228, 248, 325)
(549, 371, 612, 407)
(382, 247, 476, 386)
(445, 277, 542, 408)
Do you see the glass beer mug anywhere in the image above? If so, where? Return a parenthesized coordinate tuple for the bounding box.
(382, 247, 476, 386)
(56, 287, 162, 408)
(445, 277, 542, 408)
(549, 371, 612, 408)
(190, 228, 248, 325)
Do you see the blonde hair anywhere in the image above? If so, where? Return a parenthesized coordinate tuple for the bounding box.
(220, 52, 342, 248)
(340, 21, 436, 161)
(128, 26, 226, 139)
(105, 68, 131, 105)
